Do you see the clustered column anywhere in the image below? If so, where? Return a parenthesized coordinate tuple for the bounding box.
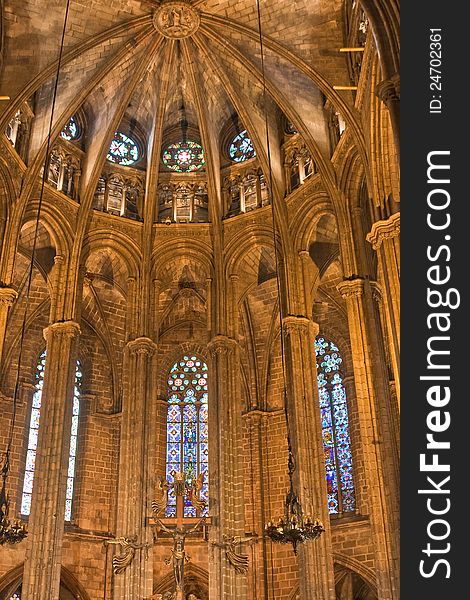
(367, 212, 400, 406)
(337, 279, 400, 600)
(282, 316, 336, 600)
(22, 321, 80, 600)
(207, 335, 247, 600)
(113, 336, 157, 599)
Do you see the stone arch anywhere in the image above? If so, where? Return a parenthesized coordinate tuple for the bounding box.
(0, 564, 92, 600)
(153, 563, 209, 599)
(157, 343, 210, 398)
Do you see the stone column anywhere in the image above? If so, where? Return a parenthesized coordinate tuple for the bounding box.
(208, 335, 247, 600)
(22, 320, 80, 600)
(337, 279, 399, 600)
(113, 336, 156, 599)
(282, 316, 336, 600)
(376, 74, 400, 159)
(366, 213, 400, 406)
(0, 287, 17, 364)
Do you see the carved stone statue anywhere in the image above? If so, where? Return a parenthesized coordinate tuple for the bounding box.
(158, 518, 205, 591)
(212, 533, 258, 574)
(105, 536, 149, 574)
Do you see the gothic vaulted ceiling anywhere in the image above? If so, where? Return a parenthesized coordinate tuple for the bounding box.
(0, 0, 355, 194)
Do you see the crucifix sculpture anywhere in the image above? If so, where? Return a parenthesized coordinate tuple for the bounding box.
(150, 472, 211, 600)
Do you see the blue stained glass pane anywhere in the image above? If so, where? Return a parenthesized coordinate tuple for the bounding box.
(165, 355, 209, 515)
(168, 405, 181, 422)
(315, 337, 355, 515)
(229, 130, 256, 163)
(61, 117, 79, 141)
(167, 443, 181, 463)
(183, 404, 197, 422)
(168, 424, 181, 443)
(107, 132, 139, 166)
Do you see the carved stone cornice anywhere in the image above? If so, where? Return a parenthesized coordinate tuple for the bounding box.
(0, 287, 18, 307)
(337, 278, 365, 299)
(126, 336, 157, 356)
(282, 315, 319, 338)
(207, 335, 237, 356)
(43, 320, 81, 341)
(366, 213, 400, 250)
(375, 73, 400, 107)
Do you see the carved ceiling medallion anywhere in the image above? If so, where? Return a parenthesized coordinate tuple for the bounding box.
(153, 2, 200, 39)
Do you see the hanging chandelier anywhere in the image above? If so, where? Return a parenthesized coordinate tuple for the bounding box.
(265, 447, 324, 555)
(254, 0, 325, 555)
(0, 456, 28, 545)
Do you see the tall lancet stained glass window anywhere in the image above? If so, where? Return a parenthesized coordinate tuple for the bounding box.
(21, 351, 82, 521)
(166, 355, 208, 517)
(315, 337, 355, 514)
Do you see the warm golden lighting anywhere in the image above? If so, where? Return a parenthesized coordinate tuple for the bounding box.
(0, 96, 11, 101)
(339, 47, 365, 52)
(333, 86, 358, 90)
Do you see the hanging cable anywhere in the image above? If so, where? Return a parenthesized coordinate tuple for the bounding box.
(0, 0, 71, 546)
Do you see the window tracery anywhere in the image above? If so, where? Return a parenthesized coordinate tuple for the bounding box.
(162, 140, 205, 173)
(229, 129, 256, 163)
(157, 181, 209, 223)
(47, 146, 81, 200)
(315, 337, 355, 515)
(166, 355, 209, 518)
(60, 116, 80, 141)
(21, 352, 82, 521)
(107, 131, 140, 166)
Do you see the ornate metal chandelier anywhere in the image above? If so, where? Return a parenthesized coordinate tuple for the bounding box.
(0, 456, 28, 546)
(265, 448, 324, 554)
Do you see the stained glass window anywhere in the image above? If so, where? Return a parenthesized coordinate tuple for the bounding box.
(21, 352, 82, 521)
(107, 131, 139, 166)
(166, 355, 208, 517)
(9, 593, 21, 600)
(229, 129, 256, 162)
(315, 337, 355, 515)
(162, 140, 204, 173)
(60, 116, 79, 141)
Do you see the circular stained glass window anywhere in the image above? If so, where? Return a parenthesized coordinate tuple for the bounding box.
(229, 129, 256, 162)
(60, 117, 79, 141)
(162, 140, 204, 173)
(107, 131, 140, 166)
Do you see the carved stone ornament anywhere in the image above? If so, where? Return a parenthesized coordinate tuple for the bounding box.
(153, 2, 200, 39)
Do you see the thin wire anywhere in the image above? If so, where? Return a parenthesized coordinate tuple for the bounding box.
(255, 0, 293, 450)
(4, 0, 71, 466)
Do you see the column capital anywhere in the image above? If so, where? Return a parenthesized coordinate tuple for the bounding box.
(0, 286, 18, 307)
(126, 336, 157, 356)
(375, 73, 400, 107)
(366, 212, 400, 250)
(43, 320, 81, 341)
(282, 315, 319, 338)
(207, 335, 237, 356)
(337, 278, 365, 299)
(298, 250, 311, 262)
